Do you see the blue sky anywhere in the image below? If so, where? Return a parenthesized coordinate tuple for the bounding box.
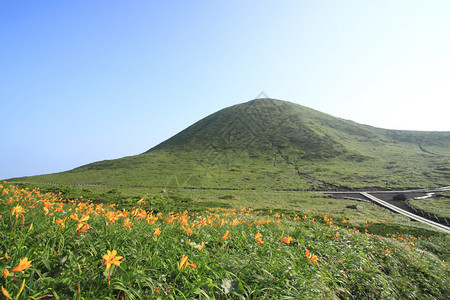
(1, 1, 449, 180)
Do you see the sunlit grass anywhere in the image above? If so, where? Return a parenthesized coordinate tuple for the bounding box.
(409, 193, 450, 219)
(1, 183, 448, 299)
(10, 100, 450, 191)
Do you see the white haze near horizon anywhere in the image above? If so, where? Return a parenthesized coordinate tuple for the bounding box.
(0, 0, 449, 180)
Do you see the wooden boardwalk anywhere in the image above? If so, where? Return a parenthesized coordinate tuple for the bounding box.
(360, 192, 450, 233)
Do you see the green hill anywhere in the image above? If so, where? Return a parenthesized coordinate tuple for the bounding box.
(9, 98, 450, 190)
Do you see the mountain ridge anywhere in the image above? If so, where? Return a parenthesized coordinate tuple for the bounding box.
(8, 98, 450, 190)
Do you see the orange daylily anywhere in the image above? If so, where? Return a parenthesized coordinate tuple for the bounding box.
(104, 211, 119, 225)
(281, 237, 292, 244)
(154, 228, 161, 236)
(137, 210, 148, 221)
(305, 249, 319, 267)
(124, 218, 133, 229)
(77, 222, 90, 233)
(178, 255, 188, 270)
(11, 257, 32, 273)
(185, 227, 194, 236)
(102, 250, 123, 270)
(11, 205, 25, 217)
(177, 255, 196, 270)
(221, 230, 229, 241)
(54, 217, 67, 229)
(1, 285, 12, 299)
(2, 269, 9, 278)
(103, 250, 123, 284)
(1, 279, 25, 299)
(70, 213, 89, 223)
(196, 241, 205, 251)
(255, 232, 263, 244)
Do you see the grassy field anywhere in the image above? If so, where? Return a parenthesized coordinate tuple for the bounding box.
(1, 183, 448, 299)
(12, 183, 447, 237)
(3, 99, 449, 298)
(9, 99, 450, 190)
(409, 192, 450, 219)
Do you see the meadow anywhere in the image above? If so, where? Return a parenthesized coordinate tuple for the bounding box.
(1, 182, 449, 299)
(409, 192, 450, 220)
(13, 99, 450, 192)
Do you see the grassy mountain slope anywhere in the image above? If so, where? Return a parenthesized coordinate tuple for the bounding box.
(10, 98, 450, 190)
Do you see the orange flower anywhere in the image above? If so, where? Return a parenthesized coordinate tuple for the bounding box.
(335, 232, 340, 238)
(384, 249, 389, 254)
(177, 255, 196, 270)
(281, 237, 292, 244)
(305, 249, 319, 267)
(136, 209, 148, 220)
(77, 222, 90, 233)
(11, 205, 25, 217)
(1, 285, 12, 299)
(102, 250, 123, 270)
(196, 241, 205, 252)
(124, 218, 133, 229)
(0, 253, 9, 261)
(2, 269, 9, 278)
(154, 228, 161, 236)
(54, 217, 67, 229)
(43, 207, 50, 215)
(178, 255, 188, 270)
(221, 230, 229, 241)
(11, 257, 32, 273)
(255, 232, 263, 244)
(70, 213, 89, 223)
(104, 211, 119, 225)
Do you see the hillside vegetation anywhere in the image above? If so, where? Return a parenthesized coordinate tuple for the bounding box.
(10, 98, 449, 190)
(1, 183, 448, 299)
(3, 99, 449, 299)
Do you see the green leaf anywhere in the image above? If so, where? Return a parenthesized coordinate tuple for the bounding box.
(236, 281, 245, 293)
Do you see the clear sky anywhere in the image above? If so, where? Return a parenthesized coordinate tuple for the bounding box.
(1, 1, 449, 180)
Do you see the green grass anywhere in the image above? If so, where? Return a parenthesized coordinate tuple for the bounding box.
(409, 192, 450, 219)
(8, 99, 450, 190)
(13, 183, 446, 238)
(19, 182, 450, 237)
(1, 183, 449, 299)
(3, 99, 449, 298)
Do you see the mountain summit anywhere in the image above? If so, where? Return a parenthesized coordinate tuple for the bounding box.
(151, 98, 352, 159)
(12, 98, 450, 190)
